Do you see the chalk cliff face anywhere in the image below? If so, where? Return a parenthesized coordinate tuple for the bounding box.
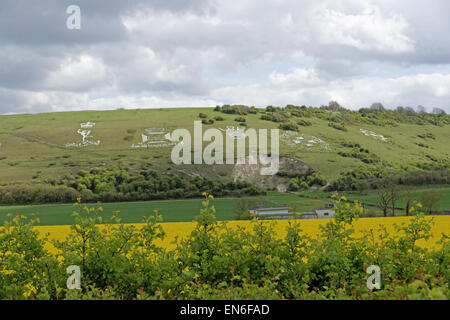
(159, 156, 311, 192)
(231, 157, 310, 190)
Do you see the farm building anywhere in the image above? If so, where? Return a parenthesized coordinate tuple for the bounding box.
(301, 208, 336, 219)
(444, 209, 450, 215)
(250, 207, 295, 220)
(250, 206, 335, 220)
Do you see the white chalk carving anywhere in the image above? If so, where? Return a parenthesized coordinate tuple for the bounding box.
(66, 122, 100, 148)
(131, 128, 176, 149)
(280, 132, 329, 151)
(218, 126, 247, 140)
(360, 129, 388, 142)
(80, 122, 95, 129)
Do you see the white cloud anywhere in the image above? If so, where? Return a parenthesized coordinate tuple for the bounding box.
(44, 55, 110, 92)
(212, 69, 450, 110)
(87, 95, 219, 109)
(1, 0, 450, 114)
(312, 4, 414, 53)
(269, 68, 325, 88)
(109, 46, 206, 95)
(3, 71, 450, 114)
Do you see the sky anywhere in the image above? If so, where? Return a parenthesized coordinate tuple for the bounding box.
(1, 0, 450, 114)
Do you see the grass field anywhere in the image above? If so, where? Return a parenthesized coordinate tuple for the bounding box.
(0, 198, 236, 225)
(0, 192, 328, 226)
(1, 186, 449, 226)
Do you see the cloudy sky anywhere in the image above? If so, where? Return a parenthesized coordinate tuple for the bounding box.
(1, 0, 450, 114)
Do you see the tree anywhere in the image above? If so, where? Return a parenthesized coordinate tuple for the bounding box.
(377, 187, 391, 217)
(232, 196, 272, 220)
(432, 107, 446, 115)
(370, 102, 385, 111)
(403, 186, 414, 216)
(404, 106, 416, 115)
(328, 101, 343, 111)
(265, 105, 277, 113)
(376, 178, 397, 217)
(355, 180, 370, 194)
(387, 181, 401, 216)
(416, 105, 426, 114)
(288, 179, 300, 191)
(396, 106, 405, 113)
(419, 190, 442, 215)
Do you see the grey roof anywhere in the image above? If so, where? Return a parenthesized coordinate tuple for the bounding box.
(249, 205, 270, 210)
(258, 212, 294, 217)
(252, 207, 291, 212)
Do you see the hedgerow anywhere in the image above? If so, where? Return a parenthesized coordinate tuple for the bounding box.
(0, 194, 447, 300)
(215, 103, 450, 127)
(328, 164, 450, 191)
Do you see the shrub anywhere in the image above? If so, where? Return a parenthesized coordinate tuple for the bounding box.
(328, 122, 348, 131)
(279, 123, 299, 132)
(297, 119, 312, 127)
(202, 119, 214, 125)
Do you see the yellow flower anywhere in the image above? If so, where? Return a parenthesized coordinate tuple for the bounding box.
(23, 283, 37, 298)
(33, 215, 449, 255)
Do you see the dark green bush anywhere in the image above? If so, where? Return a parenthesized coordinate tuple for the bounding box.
(279, 122, 299, 131)
(0, 168, 266, 205)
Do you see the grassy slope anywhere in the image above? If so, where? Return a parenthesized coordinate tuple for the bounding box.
(0, 108, 449, 182)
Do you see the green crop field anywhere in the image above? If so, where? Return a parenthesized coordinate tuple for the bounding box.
(0, 192, 328, 225)
(1, 187, 449, 226)
(0, 197, 235, 226)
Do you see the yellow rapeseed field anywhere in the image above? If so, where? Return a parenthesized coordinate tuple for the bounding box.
(35, 216, 449, 254)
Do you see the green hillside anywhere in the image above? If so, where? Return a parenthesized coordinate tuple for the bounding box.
(0, 105, 449, 224)
(0, 106, 449, 184)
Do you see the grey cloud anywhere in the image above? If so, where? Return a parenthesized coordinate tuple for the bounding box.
(0, 0, 212, 46)
(0, 48, 55, 90)
(315, 59, 367, 79)
(0, 0, 450, 114)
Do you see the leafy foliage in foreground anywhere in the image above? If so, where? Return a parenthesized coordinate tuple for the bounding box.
(0, 194, 448, 300)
